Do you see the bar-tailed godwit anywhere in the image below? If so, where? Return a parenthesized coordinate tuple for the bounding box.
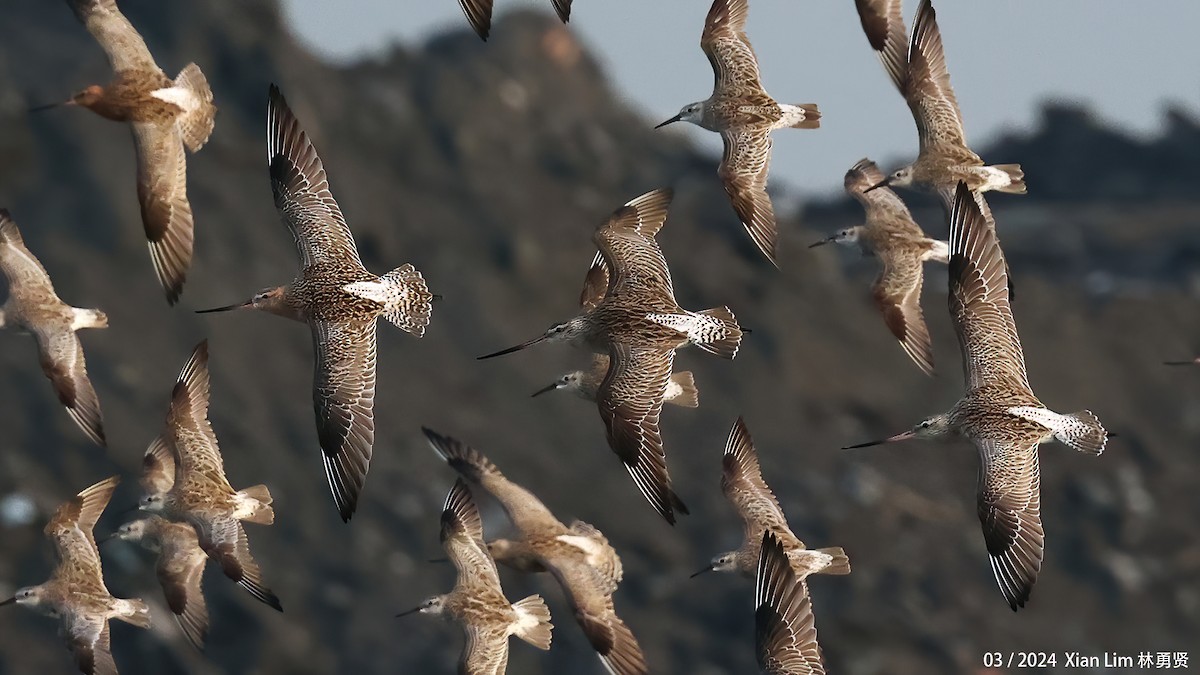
(195, 85, 434, 522)
(809, 158, 948, 376)
(1, 476, 150, 675)
(655, 0, 819, 266)
(397, 478, 553, 674)
(693, 418, 849, 580)
(0, 210, 107, 446)
(532, 253, 698, 408)
(478, 189, 742, 523)
(110, 515, 209, 650)
(138, 340, 282, 612)
(756, 532, 826, 675)
(47, 0, 217, 304)
(424, 428, 648, 675)
(854, 0, 1024, 206)
(844, 182, 1108, 610)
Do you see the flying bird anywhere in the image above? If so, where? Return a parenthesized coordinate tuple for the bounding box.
(425, 428, 648, 675)
(195, 85, 433, 521)
(138, 340, 282, 612)
(854, 0, 1024, 207)
(0, 210, 108, 446)
(397, 478, 553, 674)
(844, 183, 1108, 610)
(532, 254, 699, 409)
(478, 189, 742, 524)
(1, 476, 150, 675)
(655, 0, 820, 266)
(50, 0, 217, 304)
(809, 159, 948, 375)
(693, 417, 850, 581)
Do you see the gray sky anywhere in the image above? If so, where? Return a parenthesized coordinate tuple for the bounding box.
(281, 0, 1199, 198)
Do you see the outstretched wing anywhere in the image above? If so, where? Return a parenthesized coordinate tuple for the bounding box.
(701, 0, 763, 94)
(131, 121, 194, 305)
(35, 328, 106, 446)
(312, 319, 378, 522)
(593, 189, 675, 303)
(266, 85, 364, 270)
(67, 0, 159, 74)
(722, 417, 801, 550)
(976, 439, 1044, 611)
(719, 129, 778, 266)
(904, 0, 969, 151)
(873, 249, 935, 376)
(596, 343, 684, 524)
(756, 532, 825, 674)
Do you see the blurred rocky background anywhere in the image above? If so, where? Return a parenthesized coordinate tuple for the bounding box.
(0, 1, 1197, 673)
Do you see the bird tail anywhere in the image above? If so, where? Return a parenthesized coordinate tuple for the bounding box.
(784, 103, 821, 129)
(1008, 406, 1108, 455)
(114, 598, 152, 629)
(693, 306, 743, 359)
(511, 595, 553, 650)
(71, 307, 108, 330)
(991, 164, 1026, 194)
(814, 547, 852, 575)
(664, 371, 699, 408)
(236, 484, 275, 525)
(174, 63, 216, 153)
(345, 264, 434, 337)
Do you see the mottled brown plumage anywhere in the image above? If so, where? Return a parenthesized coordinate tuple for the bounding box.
(425, 428, 648, 675)
(457, 0, 572, 40)
(844, 183, 1108, 611)
(0, 210, 107, 446)
(399, 479, 553, 675)
(112, 515, 209, 650)
(195, 85, 433, 521)
(62, 0, 216, 304)
(139, 340, 281, 612)
(655, 0, 820, 266)
(854, 0, 1025, 206)
(695, 418, 850, 581)
(477, 189, 742, 524)
(756, 532, 825, 675)
(809, 159, 948, 375)
(1, 476, 150, 675)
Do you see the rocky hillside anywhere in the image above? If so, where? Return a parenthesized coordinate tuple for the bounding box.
(0, 2, 1197, 674)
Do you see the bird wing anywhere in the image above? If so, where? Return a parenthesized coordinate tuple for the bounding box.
(442, 479, 502, 587)
(843, 159, 924, 237)
(873, 248, 935, 376)
(719, 128, 778, 266)
(266, 85, 363, 270)
(546, 559, 648, 675)
(461, 624, 510, 675)
(946, 182, 1029, 391)
(34, 328, 105, 446)
(976, 438, 1044, 611)
(312, 319, 377, 521)
(593, 189, 675, 302)
(141, 434, 176, 495)
(579, 251, 610, 312)
(47, 476, 119, 595)
(756, 533, 825, 675)
(131, 121, 193, 304)
(458, 0, 494, 40)
(66, 613, 117, 675)
(168, 341, 232, 493)
(0, 210, 56, 295)
(701, 0, 763, 94)
(158, 524, 210, 650)
(722, 417, 801, 549)
(854, 0, 908, 93)
(202, 518, 281, 611)
(67, 0, 159, 74)
(904, 0, 969, 151)
(596, 343, 680, 523)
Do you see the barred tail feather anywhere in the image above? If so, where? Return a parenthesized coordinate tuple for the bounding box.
(694, 306, 742, 359)
(511, 595, 553, 650)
